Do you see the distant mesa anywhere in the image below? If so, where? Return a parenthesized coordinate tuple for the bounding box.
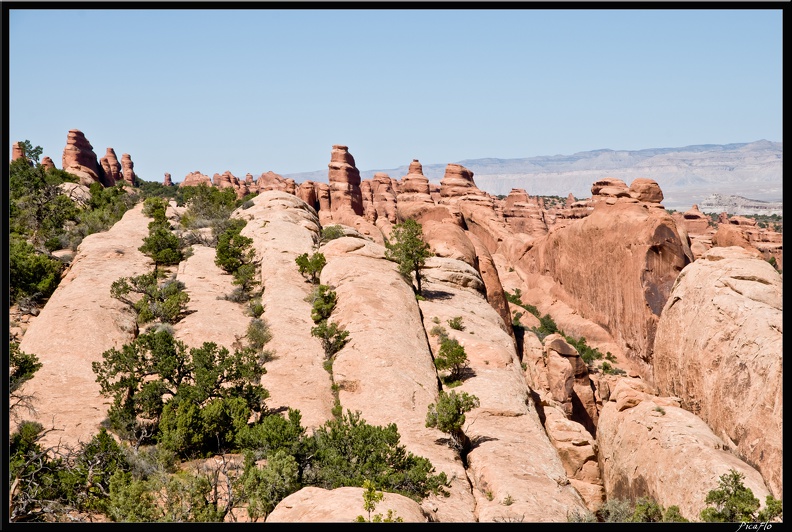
(697, 193, 782, 216)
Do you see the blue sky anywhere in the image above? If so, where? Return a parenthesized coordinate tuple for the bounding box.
(8, 8, 782, 184)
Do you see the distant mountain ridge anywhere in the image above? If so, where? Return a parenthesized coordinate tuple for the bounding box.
(282, 140, 782, 210)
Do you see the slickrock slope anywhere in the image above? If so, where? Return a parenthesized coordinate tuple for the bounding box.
(266, 486, 429, 522)
(320, 237, 476, 522)
(172, 245, 249, 350)
(15, 204, 152, 448)
(417, 261, 589, 522)
(652, 246, 783, 498)
(517, 183, 691, 381)
(234, 191, 336, 431)
(597, 378, 774, 521)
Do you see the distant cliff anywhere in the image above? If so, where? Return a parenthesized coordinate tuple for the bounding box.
(697, 193, 783, 216)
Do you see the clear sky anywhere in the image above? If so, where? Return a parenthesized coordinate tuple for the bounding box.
(7, 7, 783, 184)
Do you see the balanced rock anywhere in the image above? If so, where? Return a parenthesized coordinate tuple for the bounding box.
(163, 172, 173, 186)
(120, 153, 136, 186)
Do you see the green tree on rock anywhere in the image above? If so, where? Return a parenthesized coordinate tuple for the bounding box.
(700, 469, 783, 522)
(384, 219, 432, 295)
(425, 390, 479, 455)
(295, 252, 326, 284)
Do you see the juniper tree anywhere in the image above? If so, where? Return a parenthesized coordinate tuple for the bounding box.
(384, 219, 432, 295)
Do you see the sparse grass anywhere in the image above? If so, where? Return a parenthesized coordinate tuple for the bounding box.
(654, 406, 666, 415)
(502, 494, 514, 506)
(485, 490, 494, 501)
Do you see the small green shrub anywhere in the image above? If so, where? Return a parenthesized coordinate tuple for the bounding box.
(434, 337, 470, 383)
(320, 225, 345, 244)
(447, 316, 465, 331)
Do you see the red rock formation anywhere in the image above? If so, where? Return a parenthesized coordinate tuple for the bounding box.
(372, 172, 397, 223)
(590, 177, 631, 200)
(360, 179, 377, 222)
(502, 188, 548, 236)
(99, 148, 122, 186)
(653, 246, 782, 498)
(327, 145, 363, 216)
(163, 172, 173, 186)
(213, 171, 236, 189)
(61, 129, 106, 186)
(40, 156, 56, 171)
(628, 178, 663, 203)
(296, 181, 318, 210)
(256, 171, 292, 194)
(440, 163, 484, 198)
(711, 223, 762, 257)
(400, 159, 431, 195)
(120, 153, 135, 186)
(519, 190, 690, 380)
(11, 141, 24, 161)
(598, 378, 773, 521)
(179, 171, 213, 188)
(676, 204, 711, 234)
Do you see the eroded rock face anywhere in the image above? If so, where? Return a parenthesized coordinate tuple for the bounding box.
(163, 173, 173, 186)
(653, 246, 783, 498)
(61, 129, 106, 186)
(266, 486, 429, 522)
(597, 378, 773, 521)
(519, 199, 690, 380)
(15, 204, 152, 448)
(327, 145, 363, 216)
(99, 148, 122, 186)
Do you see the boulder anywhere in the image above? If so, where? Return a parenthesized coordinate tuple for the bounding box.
(653, 246, 782, 498)
(598, 388, 774, 521)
